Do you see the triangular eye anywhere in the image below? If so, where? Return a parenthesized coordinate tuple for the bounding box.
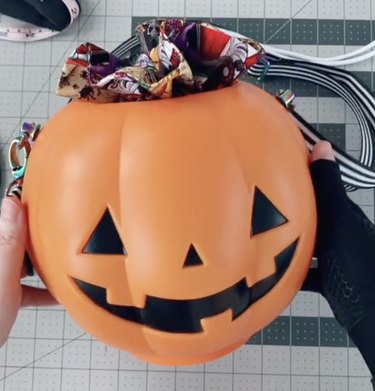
(183, 245, 204, 268)
(251, 187, 287, 236)
(83, 209, 126, 255)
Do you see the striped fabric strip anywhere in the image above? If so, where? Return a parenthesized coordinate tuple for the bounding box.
(248, 55, 375, 190)
(111, 35, 140, 59)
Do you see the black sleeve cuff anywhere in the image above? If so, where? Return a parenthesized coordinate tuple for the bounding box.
(349, 308, 375, 379)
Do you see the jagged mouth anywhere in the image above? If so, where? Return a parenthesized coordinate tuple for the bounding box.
(73, 240, 297, 333)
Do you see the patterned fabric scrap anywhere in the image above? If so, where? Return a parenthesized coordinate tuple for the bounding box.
(57, 19, 264, 102)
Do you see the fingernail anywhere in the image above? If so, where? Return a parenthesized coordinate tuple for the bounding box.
(9, 186, 22, 200)
(5, 182, 22, 200)
(1, 197, 20, 222)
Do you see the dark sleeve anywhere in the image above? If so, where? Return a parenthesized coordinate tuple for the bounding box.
(349, 309, 375, 388)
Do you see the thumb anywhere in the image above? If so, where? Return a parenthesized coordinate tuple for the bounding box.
(310, 142, 348, 215)
(310, 140, 336, 163)
(0, 197, 27, 283)
(0, 198, 59, 308)
(0, 198, 27, 347)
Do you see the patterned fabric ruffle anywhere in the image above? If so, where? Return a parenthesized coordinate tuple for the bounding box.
(56, 19, 264, 102)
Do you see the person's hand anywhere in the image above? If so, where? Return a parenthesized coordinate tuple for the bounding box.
(303, 141, 375, 381)
(0, 196, 57, 347)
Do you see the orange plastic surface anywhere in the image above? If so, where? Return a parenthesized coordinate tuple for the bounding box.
(22, 81, 316, 365)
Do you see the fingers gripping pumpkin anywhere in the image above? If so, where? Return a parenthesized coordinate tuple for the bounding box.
(22, 82, 316, 365)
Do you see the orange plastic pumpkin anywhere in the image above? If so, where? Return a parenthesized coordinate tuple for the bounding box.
(22, 81, 316, 365)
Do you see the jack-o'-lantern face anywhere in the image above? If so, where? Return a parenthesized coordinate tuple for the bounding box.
(23, 82, 316, 365)
(75, 188, 297, 334)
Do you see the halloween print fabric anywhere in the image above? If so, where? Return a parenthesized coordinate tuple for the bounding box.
(56, 19, 264, 102)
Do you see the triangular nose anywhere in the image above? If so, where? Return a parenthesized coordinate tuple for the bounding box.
(183, 245, 204, 267)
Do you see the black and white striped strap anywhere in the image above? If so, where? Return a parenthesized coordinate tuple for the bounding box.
(250, 55, 375, 190)
(111, 35, 140, 60)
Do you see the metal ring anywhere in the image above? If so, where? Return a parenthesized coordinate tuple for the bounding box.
(8, 137, 28, 179)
